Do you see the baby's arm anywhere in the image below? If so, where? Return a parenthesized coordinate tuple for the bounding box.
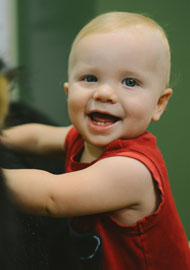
(3, 156, 156, 218)
(1, 124, 72, 155)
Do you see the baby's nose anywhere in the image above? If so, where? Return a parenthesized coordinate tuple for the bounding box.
(93, 85, 118, 104)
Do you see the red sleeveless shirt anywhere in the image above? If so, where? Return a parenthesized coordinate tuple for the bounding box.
(65, 127, 190, 270)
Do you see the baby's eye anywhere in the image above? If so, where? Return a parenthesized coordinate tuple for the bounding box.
(83, 75, 98, 82)
(122, 78, 138, 87)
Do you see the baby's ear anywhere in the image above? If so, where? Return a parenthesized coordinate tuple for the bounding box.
(152, 88, 172, 121)
(64, 82, 69, 96)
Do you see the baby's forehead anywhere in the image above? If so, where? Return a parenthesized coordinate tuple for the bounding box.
(74, 23, 168, 53)
(69, 23, 170, 86)
(74, 25, 167, 61)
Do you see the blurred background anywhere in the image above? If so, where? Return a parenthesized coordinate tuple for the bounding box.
(0, 0, 189, 238)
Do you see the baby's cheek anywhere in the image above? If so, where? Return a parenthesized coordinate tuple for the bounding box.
(68, 98, 82, 114)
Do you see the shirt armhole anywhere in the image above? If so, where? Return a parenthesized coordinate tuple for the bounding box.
(114, 151, 164, 195)
(64, 126, 76, 152)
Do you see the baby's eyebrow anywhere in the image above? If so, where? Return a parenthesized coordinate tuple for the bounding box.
(74, 66, 100, 75)
(118, 69, 145, 79)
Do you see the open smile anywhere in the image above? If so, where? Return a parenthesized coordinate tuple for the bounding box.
(88, 111, 121, 126)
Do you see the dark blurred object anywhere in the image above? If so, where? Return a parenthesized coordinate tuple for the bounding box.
(0, 169, 49, 269)
(5, 101, 57, 127)
(4, 101, 65, 174)
(0, 100, 80, 270)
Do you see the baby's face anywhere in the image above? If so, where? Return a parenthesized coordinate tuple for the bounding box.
(65, 26, 172, 148)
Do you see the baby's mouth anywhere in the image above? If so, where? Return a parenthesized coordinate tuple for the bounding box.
(88, 112, 121, 126)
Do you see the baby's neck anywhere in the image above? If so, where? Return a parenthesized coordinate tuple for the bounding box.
(80, 141, 105, 163)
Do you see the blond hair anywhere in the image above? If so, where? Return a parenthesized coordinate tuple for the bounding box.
(68, 12, 171, 85)
(0, 76, 9, 127)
